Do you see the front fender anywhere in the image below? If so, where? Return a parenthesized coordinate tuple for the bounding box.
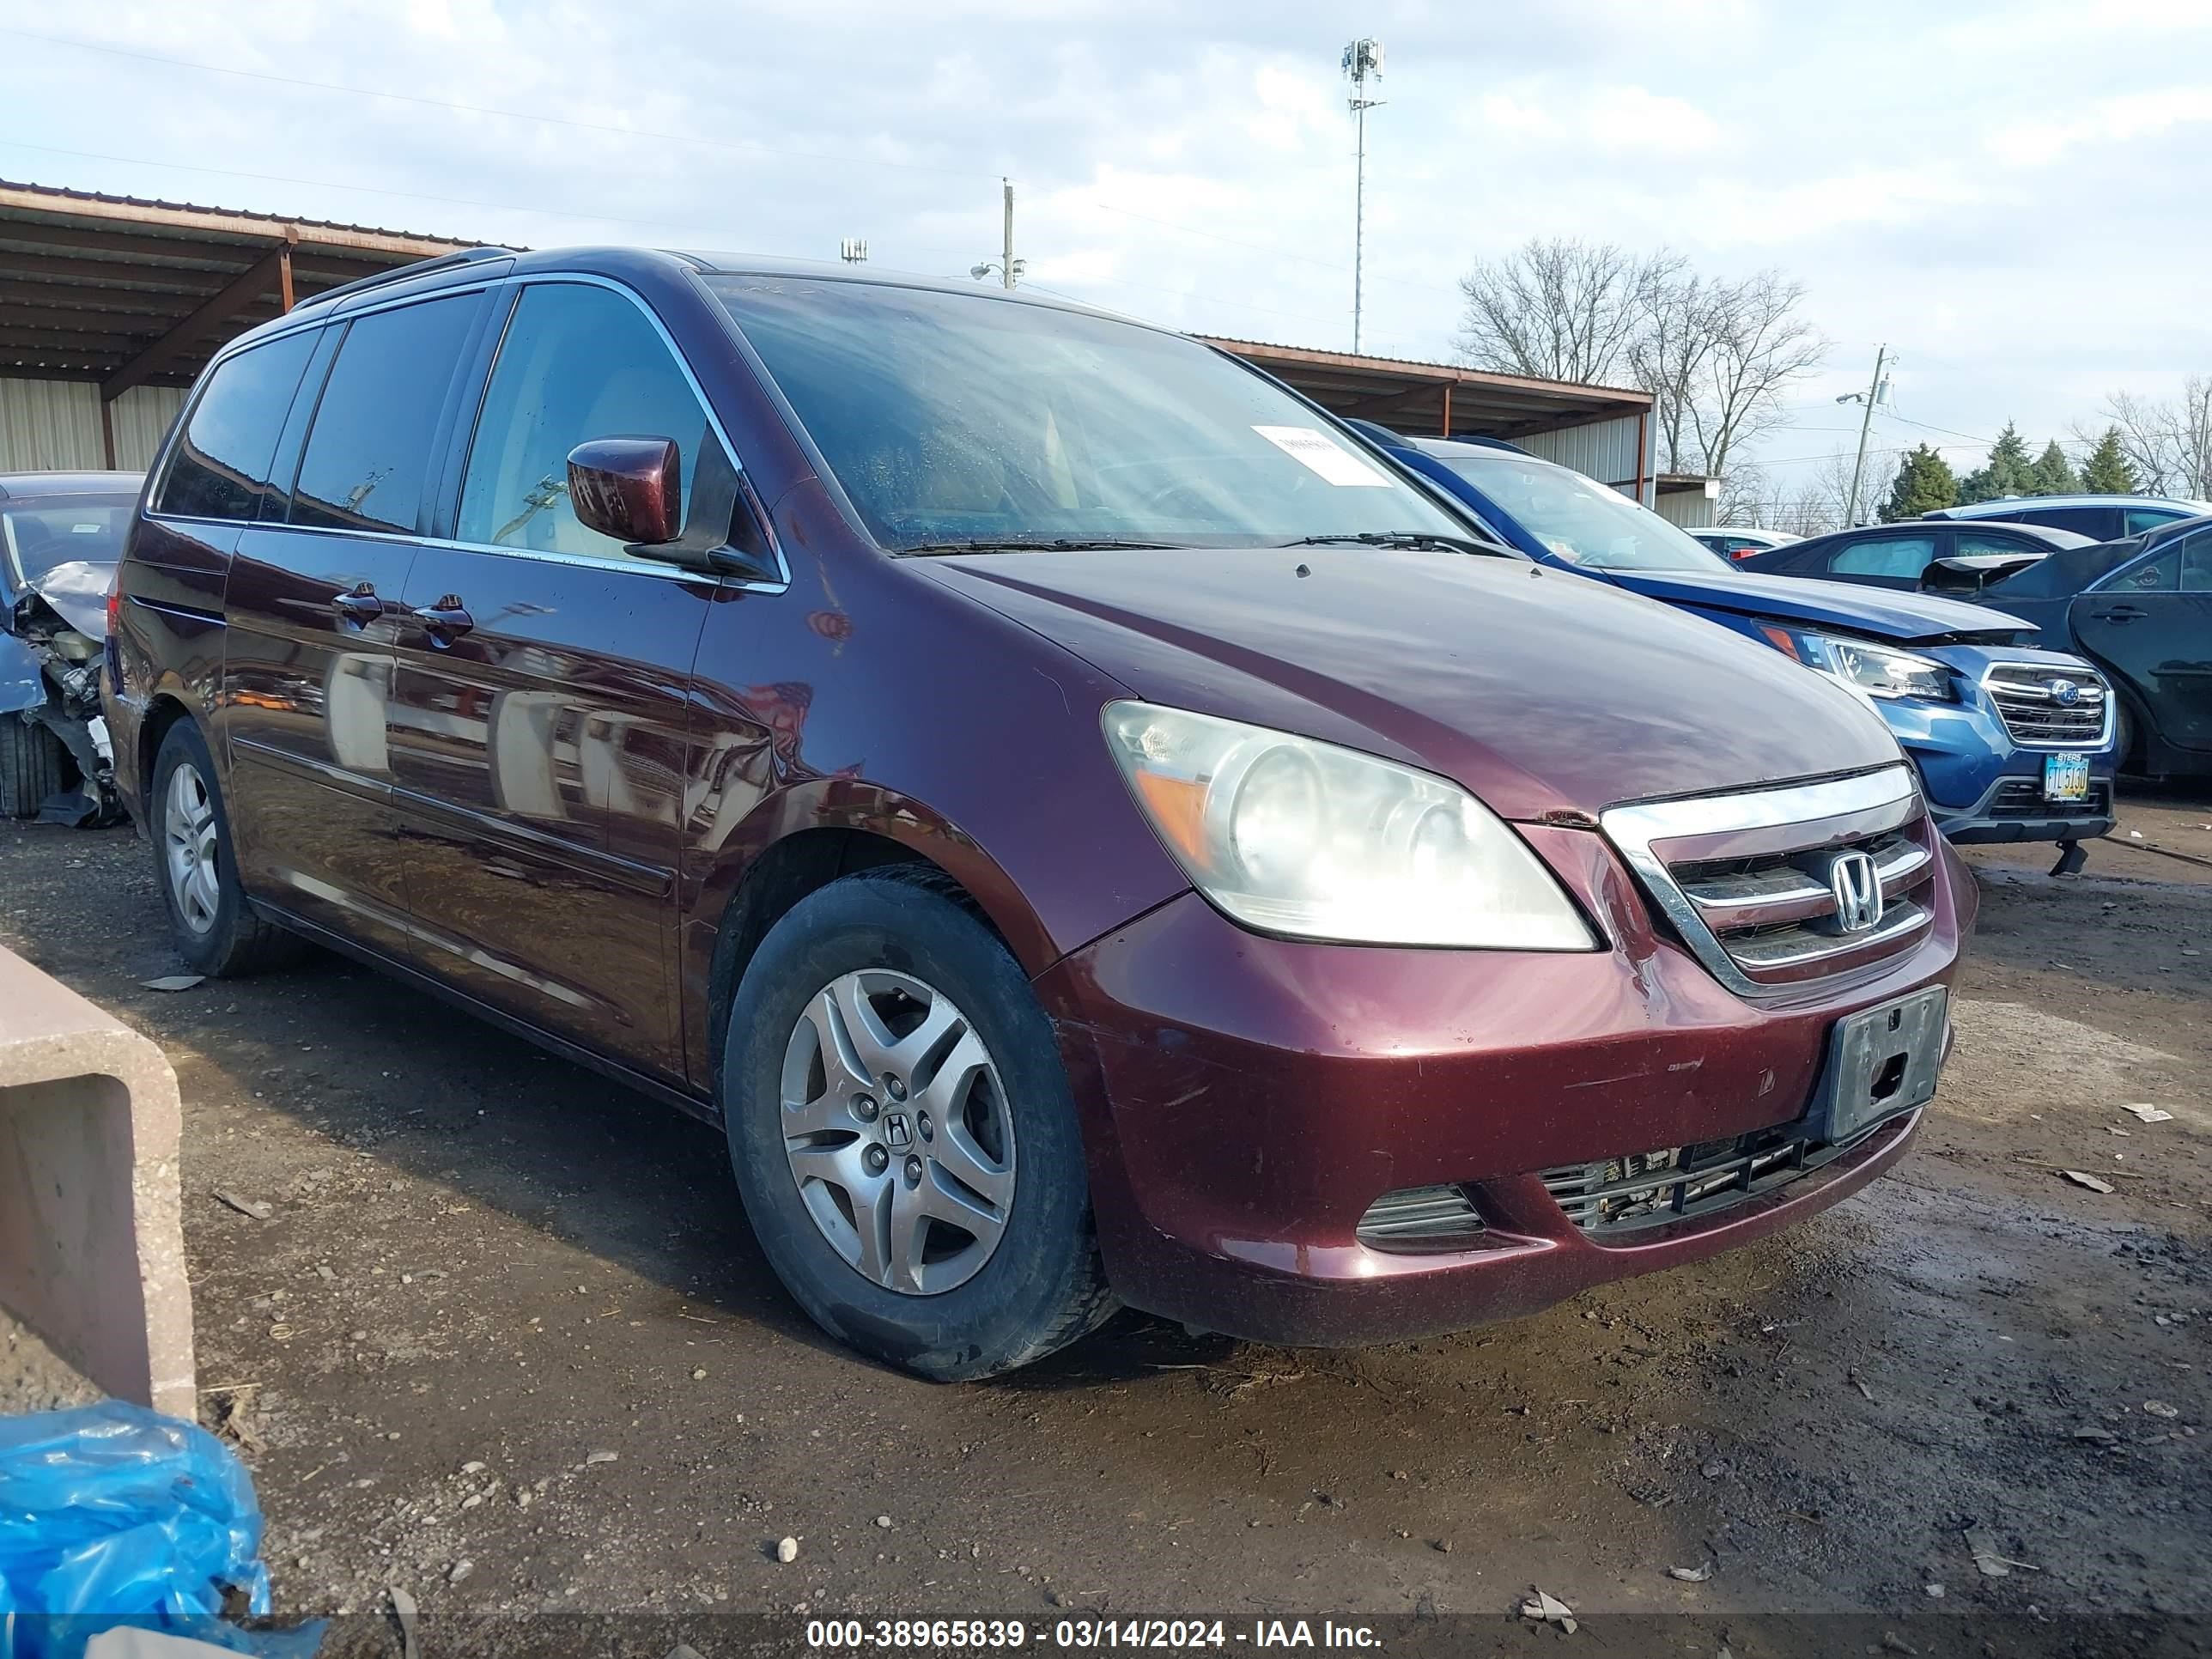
(0, 632, 45, 714)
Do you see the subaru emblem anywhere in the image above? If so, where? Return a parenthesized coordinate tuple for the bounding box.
(1828, 851, 1883, 935)
(2051, 678, 2081, 707)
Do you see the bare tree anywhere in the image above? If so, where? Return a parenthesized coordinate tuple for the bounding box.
(1683, 271, 1827, 483)
(2095, 378, 2212, 500)
(1454, 239, 1680, 386)
(1630, 270, 1723, 473)
(1715, 463, 1769, 527)
(1815, 451, 1871, 529)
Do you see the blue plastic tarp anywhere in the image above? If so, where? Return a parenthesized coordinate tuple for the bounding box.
(0, 1403, 318, 1659)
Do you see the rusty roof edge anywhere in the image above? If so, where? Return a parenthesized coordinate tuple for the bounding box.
(1200, 335, 1654, 407)
(0, 179, 479, 258)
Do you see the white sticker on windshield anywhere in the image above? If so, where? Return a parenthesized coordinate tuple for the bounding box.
(1251, 425, 1394, 488)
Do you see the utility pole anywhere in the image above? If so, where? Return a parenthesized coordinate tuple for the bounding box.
(1341, 39, 1384, 353)
(972, 180, 1024, 289)
(1842, 343, 1890, 526)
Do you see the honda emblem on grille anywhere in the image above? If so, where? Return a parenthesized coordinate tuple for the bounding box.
(2050, 678, 2081, 706)
(1829, 850, 1883, 934)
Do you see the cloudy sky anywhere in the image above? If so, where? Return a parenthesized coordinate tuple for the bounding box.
(4, 0, 2208, 492)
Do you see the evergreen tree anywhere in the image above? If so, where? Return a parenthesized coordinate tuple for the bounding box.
(1957, 422, 2036, 502)
(1879, 444, 1960, 521)
(2081, 427, 2139, 495)
(2027, 441, 2080, 495)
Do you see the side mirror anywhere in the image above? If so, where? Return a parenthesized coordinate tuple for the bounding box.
(568, 438, 681, 546)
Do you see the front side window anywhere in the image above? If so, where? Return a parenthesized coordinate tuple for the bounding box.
(1430, 452, 1724, 572)
(291, 295, 480, 535)
(1831, 535, 1936, 579)
(708, 276, 1470, 551)
(156, 331, 319, 522)
(459, 283, 712, 557)
(2127, 507, 2188, 536)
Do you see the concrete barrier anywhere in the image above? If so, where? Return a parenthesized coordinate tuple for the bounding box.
(0, 948, 193, 1417)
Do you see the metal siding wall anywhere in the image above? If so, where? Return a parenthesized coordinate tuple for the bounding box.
(1517, 414, 1645, 491)
(110, 386, 186, 472)
(0, 379, 105, 471)
(1655, 489, 1717, 530)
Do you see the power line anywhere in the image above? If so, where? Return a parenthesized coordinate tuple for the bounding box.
(0, 25, 1000, 184)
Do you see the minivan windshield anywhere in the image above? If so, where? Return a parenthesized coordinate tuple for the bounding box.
(707, 276, 1474, 553)
(1433, 450, 1729, 574)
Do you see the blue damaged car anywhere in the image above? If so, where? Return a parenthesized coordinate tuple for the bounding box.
(0, 471, 135, 824)
(1352, 428, 2118, 866)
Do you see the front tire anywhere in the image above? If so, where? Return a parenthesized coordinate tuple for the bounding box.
(0, 717, 67, 818)
(722, 868, 1115, 1379)
(149, 721, 305, 976)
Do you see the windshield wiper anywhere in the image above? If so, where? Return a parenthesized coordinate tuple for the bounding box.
(898, 537, 1182, 556)
(1281, 531, 1515, 557)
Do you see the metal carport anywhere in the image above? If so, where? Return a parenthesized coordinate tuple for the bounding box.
(0, 179, 476, 471)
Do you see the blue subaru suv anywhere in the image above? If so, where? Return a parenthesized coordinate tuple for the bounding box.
(1357, 428, 2118, 866)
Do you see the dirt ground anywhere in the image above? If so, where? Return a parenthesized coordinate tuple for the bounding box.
(1, 790, 2207, 1647)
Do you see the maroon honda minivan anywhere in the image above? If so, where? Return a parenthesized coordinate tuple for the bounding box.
(105, 248, 1973, 1377)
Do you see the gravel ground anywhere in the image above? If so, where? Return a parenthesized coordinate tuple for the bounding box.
(0, 792, 2206, 1648)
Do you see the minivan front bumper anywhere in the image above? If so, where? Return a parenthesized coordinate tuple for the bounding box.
(1034, 823, 1972, 1346)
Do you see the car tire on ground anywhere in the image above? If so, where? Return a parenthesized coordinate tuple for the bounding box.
(722, 866, 1115, 1380)
(0, 716, 68, 819)
(149, 720, 307, 977)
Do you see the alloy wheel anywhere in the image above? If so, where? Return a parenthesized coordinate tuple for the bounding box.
(163, 761, 222, 936)
(778, 968, 1016, 1295)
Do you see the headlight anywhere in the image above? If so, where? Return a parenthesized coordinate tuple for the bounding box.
(1759, 626, 1954, 702)
(1102, 702, 1596, 950)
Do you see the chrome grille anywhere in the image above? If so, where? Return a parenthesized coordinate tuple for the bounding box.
(1983, 664, 2111, 748)
(1602, 767, 1936, 997)
(1355, 1184, 1486, 1252)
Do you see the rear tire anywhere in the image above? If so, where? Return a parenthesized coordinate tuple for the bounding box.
(149, 721, 307, 976)
(0, 717, 67, 819)
(721, 867, 1115, 1379)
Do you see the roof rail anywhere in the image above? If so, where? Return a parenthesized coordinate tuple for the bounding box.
(303, 246, 517, 310)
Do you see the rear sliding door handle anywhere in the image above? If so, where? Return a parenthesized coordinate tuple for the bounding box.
(410, 597, 475, 641)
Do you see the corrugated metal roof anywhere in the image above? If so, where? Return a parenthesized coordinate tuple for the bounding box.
(0, 178, 493, 392)
(0, 178, 479, 251)
(1202, 335, 1650, 402)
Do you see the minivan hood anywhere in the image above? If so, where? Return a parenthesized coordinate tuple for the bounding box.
(1599, 567, 2029, 644)
(919, 547, 1902, 823)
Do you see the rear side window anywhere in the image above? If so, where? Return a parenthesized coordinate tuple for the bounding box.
(2021, 506, 2116, 538)
(156, 331, 319, 521)
(291, 295, 479, 535)
(457, 283, 711, 558)
(2180, 530, 2212, 592)
(2112, 550, 2178, 592)
(2126, 507, 2186, 535)
(1830, 534, 1936, 578)
(1956, 531, 2038, 557)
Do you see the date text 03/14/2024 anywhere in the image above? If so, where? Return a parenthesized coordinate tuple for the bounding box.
(804, 1619, 1383, 1649)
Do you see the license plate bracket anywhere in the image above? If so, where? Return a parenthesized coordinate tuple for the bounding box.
(2043, 752, 2090, 802)
(1805, 986, 1949, 1146)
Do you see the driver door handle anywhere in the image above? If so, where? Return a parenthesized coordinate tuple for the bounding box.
(410, 596, 475, 641)
(2087, 604, 2146, 622)
(331, 584, 385, 625)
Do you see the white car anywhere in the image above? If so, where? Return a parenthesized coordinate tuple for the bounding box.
(1688, 526, 1802, 562)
